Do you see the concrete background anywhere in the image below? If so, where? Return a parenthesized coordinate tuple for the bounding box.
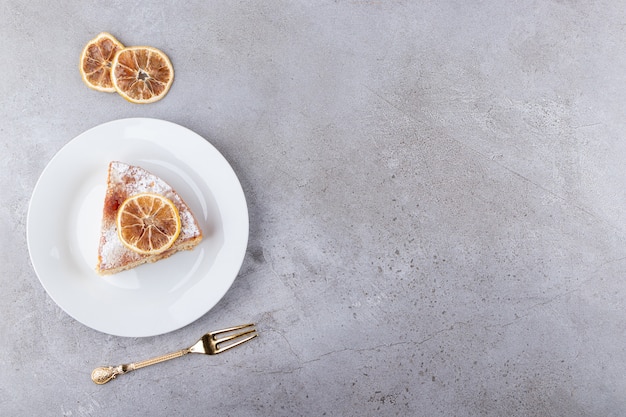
(2, 1, 625, 415)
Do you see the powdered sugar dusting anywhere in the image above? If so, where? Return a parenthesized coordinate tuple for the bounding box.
(97, 161, 202, 273)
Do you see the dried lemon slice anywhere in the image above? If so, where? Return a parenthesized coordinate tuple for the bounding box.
(116, 193, 181, 255)
(79, 32, 125, 92)
(111, 46, 174, 104)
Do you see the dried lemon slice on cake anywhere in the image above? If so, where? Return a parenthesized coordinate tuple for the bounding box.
(116, 193, 181, 255)
(111, 46, 174, 104)
(79, 32, 125, 92)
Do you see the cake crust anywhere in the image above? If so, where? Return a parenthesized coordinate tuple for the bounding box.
(96, 161, 203, 275)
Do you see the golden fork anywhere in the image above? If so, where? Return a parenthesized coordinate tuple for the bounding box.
(91, 323, 257, 385)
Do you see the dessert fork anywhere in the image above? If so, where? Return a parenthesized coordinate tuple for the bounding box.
(91, 323, 257, 385)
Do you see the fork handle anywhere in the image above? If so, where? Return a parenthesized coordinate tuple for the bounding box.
(91, 348, 190, 385)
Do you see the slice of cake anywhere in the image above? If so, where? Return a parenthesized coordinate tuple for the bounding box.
(96, 161, 203, 275)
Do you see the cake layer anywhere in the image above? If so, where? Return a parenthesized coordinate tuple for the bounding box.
(96, 161, 203, 275)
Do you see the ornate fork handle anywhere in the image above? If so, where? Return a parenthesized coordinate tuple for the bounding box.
(91, 348, 191, 385)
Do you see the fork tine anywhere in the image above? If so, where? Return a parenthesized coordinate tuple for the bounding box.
(215, 332, 258, 354)
(214, 327, 256, 344)
(211, 323, 255, 335)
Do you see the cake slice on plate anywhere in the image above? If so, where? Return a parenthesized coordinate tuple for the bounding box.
(96, 161, 203, 275)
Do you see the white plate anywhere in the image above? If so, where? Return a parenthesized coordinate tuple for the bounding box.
(27, 118, 249, 337)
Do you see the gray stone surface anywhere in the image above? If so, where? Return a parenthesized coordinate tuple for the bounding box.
(2, 1, 625, 415)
